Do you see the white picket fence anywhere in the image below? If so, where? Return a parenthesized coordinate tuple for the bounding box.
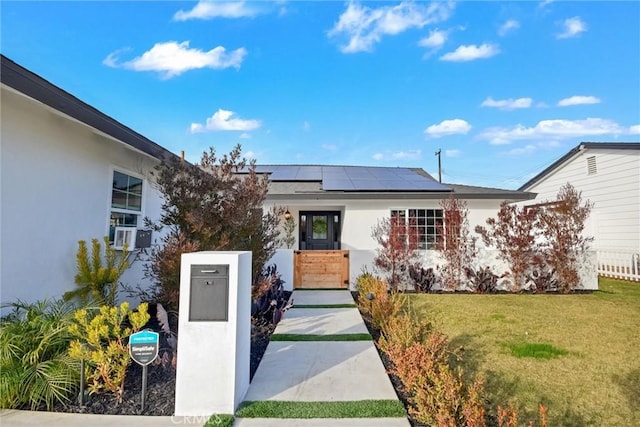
(596, 248, 640, 282)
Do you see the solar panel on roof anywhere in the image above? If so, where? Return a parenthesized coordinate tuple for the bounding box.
(322, 178, 355, 190)
(322, 166, 450, 191)
(295, 167, 322, 180)
(270, 166, 300, 180)
(253, 165, 450, 191)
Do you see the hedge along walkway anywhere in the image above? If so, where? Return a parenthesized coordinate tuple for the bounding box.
(234, 290, 409, 427)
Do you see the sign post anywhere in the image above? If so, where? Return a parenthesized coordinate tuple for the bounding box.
(129, 330, 159, 411)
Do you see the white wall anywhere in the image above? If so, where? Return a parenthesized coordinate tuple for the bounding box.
(265, 197, 506, 287)
(523, 148, 640, 252)
(1, 86, 164, 307)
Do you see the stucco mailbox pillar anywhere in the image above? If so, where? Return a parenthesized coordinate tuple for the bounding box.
(174, 251, 252, 416)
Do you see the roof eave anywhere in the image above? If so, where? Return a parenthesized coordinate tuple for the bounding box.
(518, 141, 640, 190)
(0, 54, 179, 163)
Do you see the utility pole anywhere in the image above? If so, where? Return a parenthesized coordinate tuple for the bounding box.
(435, 149, 442, 183)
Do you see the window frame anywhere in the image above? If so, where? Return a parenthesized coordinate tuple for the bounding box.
(390, 208, 443, 250)
(107, 166, 146, 245)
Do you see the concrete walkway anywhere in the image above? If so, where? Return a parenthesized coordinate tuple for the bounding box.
(235, 289, 410, 427)
(0, 290, 409, 427)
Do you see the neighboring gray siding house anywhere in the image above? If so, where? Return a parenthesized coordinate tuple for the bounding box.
(1, 54, 178, 307)
(519, 142, 640, 280)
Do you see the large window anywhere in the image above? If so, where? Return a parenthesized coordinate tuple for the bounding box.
(109, 170, 143, 243)
(391, 208, 443, 250)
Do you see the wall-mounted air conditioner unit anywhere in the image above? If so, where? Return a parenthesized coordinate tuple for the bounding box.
(113, 227, 136, 250)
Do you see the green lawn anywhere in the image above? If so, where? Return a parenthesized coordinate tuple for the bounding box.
(407, 278, 640, 426)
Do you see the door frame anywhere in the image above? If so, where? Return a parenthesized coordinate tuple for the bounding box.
(299, 210, 341, 250)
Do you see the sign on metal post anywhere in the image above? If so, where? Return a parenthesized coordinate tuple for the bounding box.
(129, 330, 159, 411)
(129, 330, 159, 366)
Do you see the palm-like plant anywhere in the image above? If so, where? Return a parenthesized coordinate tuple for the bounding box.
(0, 299, 81, 410)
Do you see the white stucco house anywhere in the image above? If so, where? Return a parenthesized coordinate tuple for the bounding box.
(252, 165, 538, 289)
(3, 55, 592, 308)
(518, 142, 640, 281)
(1, 54, 178, 307)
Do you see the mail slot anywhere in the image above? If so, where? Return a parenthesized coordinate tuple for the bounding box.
(189, 264, 229, 321)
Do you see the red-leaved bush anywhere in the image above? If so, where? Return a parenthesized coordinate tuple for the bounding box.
(475, 202, 538, 291)
(371, 213, 420, 291)
(438, 195, 477, 291)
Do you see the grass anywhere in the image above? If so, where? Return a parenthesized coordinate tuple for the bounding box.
(236, 400, 406, 418)
(506, 342, 569, 359)
(293, 304, 357, 308)
(406, 277, 640, 426)
(204, 414, 234, 427)
(270, 333, 372, 341)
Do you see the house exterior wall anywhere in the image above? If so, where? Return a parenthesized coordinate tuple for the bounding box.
(1, 86, 163, 307)
(265, 197, 506, 288)
(522, 147, 640, 252)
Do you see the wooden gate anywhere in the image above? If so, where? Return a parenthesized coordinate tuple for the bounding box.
(293, 250, 350, 289)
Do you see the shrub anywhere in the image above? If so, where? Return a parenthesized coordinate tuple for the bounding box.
(496, 404, 548, 427)
(466, 266, 499, 294)
(355, 273, 404, 331)
(371, 214, 420, 291)
(438, 195, 477, 291)
(143, 228, 200, 310)
(537, 183, 593, 293)
(64, 237, 129, 305)
(68, 302, 150, 403)
(152, 144, 283, 294)
(378, 311, 485, 426)
(475, 202, 539, 291)
(251, 265, 292, 326)
(408, 265, 438, 293)
(282, 216, 296, 249)
(527, 262, 558, 293)
(0, 299, 80, 410)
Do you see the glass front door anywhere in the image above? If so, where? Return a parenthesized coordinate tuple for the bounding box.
(299, 211, 341, 250)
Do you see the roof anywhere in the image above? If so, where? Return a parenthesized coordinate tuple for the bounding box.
(247, 165, 534, 201)
(251, 165, 451, 192)
(0, 54, 178, 163)
(518, 142, 640, 191)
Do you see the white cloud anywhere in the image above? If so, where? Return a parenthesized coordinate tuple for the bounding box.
(630, 125, 640, 134)
(372, 150, 422, 161)
(504, 144, 537, 156)
(557, 16, 587, 39)
(445, 149, 461, 158)
(419, 28, 448, 48)
(244, 150, 257, 158)
(539, 0, 554, 8)
(104, 41, 246, 79)
(440, 43, 500, 62)
(239, 133, 252, 139)
(328, 1, 454, 53)
(174, 1, 260, 21)
(478, 118, 627, 145)
(481, 96, 533, 110)
(557, 95, 601, 107)
(498, 19, 520, 36)
(303, 121, 311, 131)
(392, 150, 421, 160)
(189, 109, 261, 133)
(321, 144, 338, 151)
(425, 119, 471, 138)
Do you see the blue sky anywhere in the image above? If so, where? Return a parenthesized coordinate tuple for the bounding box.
(2, 1, 639, 189)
